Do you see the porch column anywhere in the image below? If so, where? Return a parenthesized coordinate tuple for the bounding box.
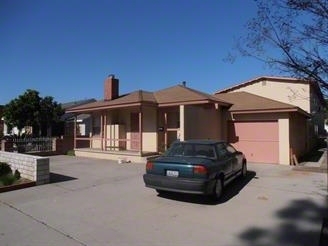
(139, 107, 143, 154)
(179, 105, 185, 141)
(164, 112, 168, 150)
(73, 115, 77, 149)
(90, 114, 93, 148)
(100, 113, 104, 150)
(104, 113, 107, 151)
(279, 118, 290, 165)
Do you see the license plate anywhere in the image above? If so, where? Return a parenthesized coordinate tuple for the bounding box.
(166, 170, 179, 177)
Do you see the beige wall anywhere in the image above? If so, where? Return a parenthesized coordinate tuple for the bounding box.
(230, 79, 311, 113)
(179, 105, 185, 141)
(278, 117, 290, 165)
(142, 106, 157, 152)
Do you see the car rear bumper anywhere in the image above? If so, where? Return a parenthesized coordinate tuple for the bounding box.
(143, 174, 215, 195)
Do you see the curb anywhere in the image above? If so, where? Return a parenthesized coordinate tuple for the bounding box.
(0, 181, 36, 193)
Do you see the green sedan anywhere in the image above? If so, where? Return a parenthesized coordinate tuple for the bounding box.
(143, 140, 247, 201)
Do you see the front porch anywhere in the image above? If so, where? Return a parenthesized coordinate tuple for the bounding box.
(74, 148, 159, 163)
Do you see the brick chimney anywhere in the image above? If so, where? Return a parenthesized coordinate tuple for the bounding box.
(104, 74, 119, 101)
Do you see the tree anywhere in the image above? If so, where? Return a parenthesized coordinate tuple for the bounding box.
(230, 0, 328, 93)
(39, 96, 64, 136)
(2, 90, 64, 137)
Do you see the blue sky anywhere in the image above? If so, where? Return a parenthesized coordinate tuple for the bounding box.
(1, 0, 281, 105)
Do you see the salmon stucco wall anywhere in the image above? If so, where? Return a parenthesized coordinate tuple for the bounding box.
(184, 104, 222, 140)
(289, 112, 307, 159)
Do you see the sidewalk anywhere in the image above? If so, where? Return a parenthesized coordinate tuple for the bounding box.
(293, 148, 328, 246)
(293, 148, 328, 173)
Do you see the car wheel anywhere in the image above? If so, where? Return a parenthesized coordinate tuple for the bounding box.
(241, 162, 247, 178)
(212, 178, 223, 201)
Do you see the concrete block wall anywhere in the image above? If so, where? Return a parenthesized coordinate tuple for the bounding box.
(0, 151, 50, 185)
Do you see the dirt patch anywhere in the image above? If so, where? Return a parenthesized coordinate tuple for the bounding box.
(0, 178, 36, 193)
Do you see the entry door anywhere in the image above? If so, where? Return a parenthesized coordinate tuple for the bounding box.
(130, 113, 140, 150)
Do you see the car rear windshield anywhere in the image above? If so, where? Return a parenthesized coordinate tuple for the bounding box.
(165, 142, 216, 159)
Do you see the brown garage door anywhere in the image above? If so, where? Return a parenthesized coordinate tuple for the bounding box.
(228, 121, 279, 164)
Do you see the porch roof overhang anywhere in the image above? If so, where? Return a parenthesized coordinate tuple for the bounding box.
(66, 101, 157, 113)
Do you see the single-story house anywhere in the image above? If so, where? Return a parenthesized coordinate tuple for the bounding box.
(66, 75, 231, 162)
(66, 75, 325, 165)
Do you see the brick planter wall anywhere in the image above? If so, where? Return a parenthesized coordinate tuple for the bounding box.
(0, 151, 49, 185)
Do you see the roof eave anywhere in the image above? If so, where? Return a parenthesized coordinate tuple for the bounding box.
(158, 100, 231, 107)
(66, 101, 157, 113)
(230, 108, 311, 117)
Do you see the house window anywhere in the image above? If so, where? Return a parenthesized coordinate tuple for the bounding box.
(92, 115, 101, 136)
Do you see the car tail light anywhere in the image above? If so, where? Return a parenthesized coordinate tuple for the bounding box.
(193, 165, 207, 175)
(146, 161, 154, 171)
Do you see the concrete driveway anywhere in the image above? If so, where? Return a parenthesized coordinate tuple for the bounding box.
(0, 155, 327, 246)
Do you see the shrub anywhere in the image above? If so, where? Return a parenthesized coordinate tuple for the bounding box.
(14, 169, 21, 180)
(0, 162, 12, 176)
(66, 150, 75, 156)
(0, 173, 15, 186)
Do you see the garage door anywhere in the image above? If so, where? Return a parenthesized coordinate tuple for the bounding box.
(228, 121, 279, 164)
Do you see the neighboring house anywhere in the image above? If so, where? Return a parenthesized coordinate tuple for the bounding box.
(215, 76, 326, 165)
(0, 105, 4, 138)
(66, 75, 325, 165)
(1, 113, 32, 136)
(61, 99, 96, 137)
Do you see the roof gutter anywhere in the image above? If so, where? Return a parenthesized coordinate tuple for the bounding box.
(66, 101, 157, 113)
(230, 107, 311, 118)
(158, 100, 232, 107)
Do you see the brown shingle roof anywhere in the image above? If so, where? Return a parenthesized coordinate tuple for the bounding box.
(154, 85, 231, 106)
(214, 92, 310, 116)
(66, 90, 156, 113)
(66, 85, 231, 113)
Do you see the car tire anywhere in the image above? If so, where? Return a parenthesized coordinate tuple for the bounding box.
(241, 162, 247, 178)
(211, 178, 223, 201)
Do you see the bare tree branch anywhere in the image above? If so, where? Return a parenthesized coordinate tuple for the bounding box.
(230, 0, 328, 94)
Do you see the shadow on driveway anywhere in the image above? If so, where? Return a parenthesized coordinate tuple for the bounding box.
(239, 197, 328, 246)
(157, 170, 256, 205)
(50, 172, 77, 184)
